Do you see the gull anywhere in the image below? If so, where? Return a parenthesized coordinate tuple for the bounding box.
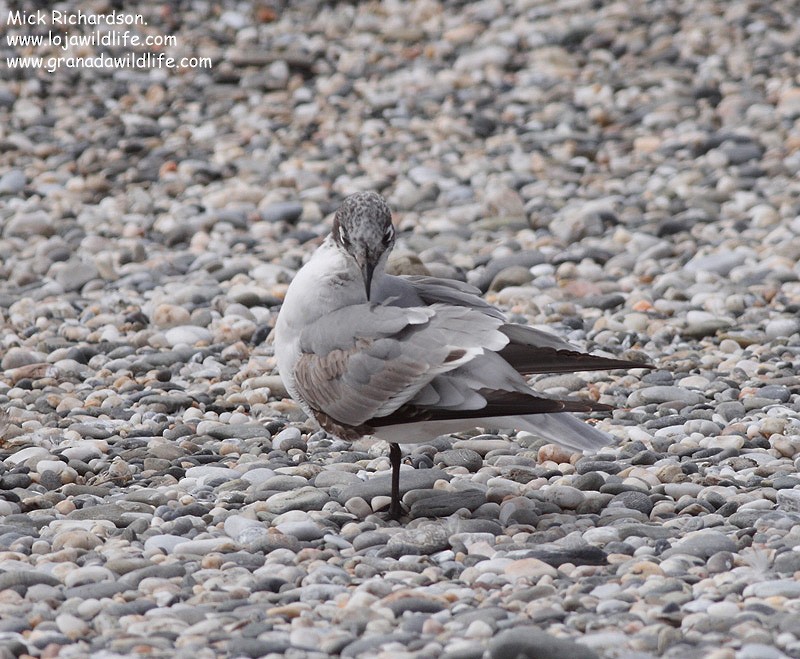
(274, 191, 650, 518)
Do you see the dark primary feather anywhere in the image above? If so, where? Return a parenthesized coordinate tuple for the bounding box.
(498, 325, 651, 374)
(371, 389, 612, 428)
(401, 279, 652, 375)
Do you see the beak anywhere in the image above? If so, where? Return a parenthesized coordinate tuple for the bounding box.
(361, 262, 374, 301)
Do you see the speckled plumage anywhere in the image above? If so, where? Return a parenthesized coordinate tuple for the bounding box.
(331, 192, 395, 298)
(332, 191, 393, 249)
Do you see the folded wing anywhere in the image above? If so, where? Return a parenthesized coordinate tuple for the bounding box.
(292, 303, 508, 433)
(393, 274, 651, 374)
(300, 275, 650, 447)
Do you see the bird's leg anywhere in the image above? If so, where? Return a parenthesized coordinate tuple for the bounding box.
(389, 443, 402, 519)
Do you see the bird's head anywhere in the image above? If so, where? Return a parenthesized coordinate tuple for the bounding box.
(332, 191, 396, 301)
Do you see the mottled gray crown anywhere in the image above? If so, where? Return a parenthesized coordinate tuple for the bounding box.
(332, 191, 395, 254)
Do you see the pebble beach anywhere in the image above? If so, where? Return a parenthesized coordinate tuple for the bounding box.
(2, 0, 800, 657)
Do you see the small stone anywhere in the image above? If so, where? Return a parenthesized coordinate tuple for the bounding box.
(344, 497, 372, 518)
(63, 566, 115, 588)
(473, 251, 545, 292)
(164, 325, 213, 346)
(777, 490, 800, 513)
(744, 580, 800, 599)
(1, 347, 45, 369)
(185, 465, 239, 483)
(55, 613, 90, 641)
(778, 87, 800, 117)
(721, 140, 763, 164)
(765, 318, 800, 340)
(386, 252, 431, 276)
(5, 210, 55, 237)
(757, 385, 791, 403)
(774, 551, 800, 574)
(51, 259, 100, 292)
(452, 439, 510, 455)
(385, 524, 450, 556)
(684, 250, 748, 276)
(663, 530, 736, 559)
(550, 200, 615, 243)
(738, 645, 790, 659)
(627, 386, 705, 407)
(144, 534, 189, 553)
(0, 571, 60, 590)
(543, 485, 585, 510)
(503, 558, 558, 580)
(172, 537, 237, 555)
(0, 169, 25, 195)
(260, 200, 303, 223)
(272, 427, 305, 451)
(538, 444, 576, 464)
(266, 486, 330, 514)
(151, 303, 191, 328)
(435, 448, 483, 471)
(409, 489, 486, 518)
(609, 491, 653, 516)
(275, 520, 324, 541)
(684, 310, 732, 337)
(489, 266, 534, 292)
(51, 529, 102, 551)
(488, 627, 599, 659)
(572, 472, 606, 491)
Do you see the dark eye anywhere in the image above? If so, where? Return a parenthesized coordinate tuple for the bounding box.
(382, 226, 394, 246)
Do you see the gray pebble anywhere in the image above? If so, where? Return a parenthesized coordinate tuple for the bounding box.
(1, 347, 45, 369)
(684, 250, 748, 276)
(765, 318, 800, 340)
(385, 524, 450, 556)
(609, 491, 653, 515)
(663, 530, 736, 559)
(543, 485, 586, 510)
(627, 386, 705, 407)
(5, 210, 55, 237)
(272, 426, 304, 451)
(572, 472, 606, 491)
(473, 251, 545, 292)
(266, 486, 330, 513)
(260, 201, 304, 224)
(776, 490, 800, 513)
(745, 580, 800, 599)
(758, 385, 791, 403)
(435, 448, 483, 471)
(409, 489, 486, 518)
(774, 551, 800, 574)
(340, 633, 417, 658)
(51, 259, 100, 292)
(0, 571, 60, 590)
(488, 627, 599, 659)
(0, 169, 26, 195)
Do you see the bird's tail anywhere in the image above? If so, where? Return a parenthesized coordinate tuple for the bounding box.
(493, 413, 613, 452)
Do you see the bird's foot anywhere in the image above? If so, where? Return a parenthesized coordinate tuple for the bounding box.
(375, 499, 408, 521)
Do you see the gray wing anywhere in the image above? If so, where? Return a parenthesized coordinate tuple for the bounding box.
(374, 274, 505, 319)
(292, 303, 508, 429)
(379, 274, 651, 374)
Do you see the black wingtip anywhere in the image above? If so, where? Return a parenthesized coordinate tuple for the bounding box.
(500, 344, 654, 376)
